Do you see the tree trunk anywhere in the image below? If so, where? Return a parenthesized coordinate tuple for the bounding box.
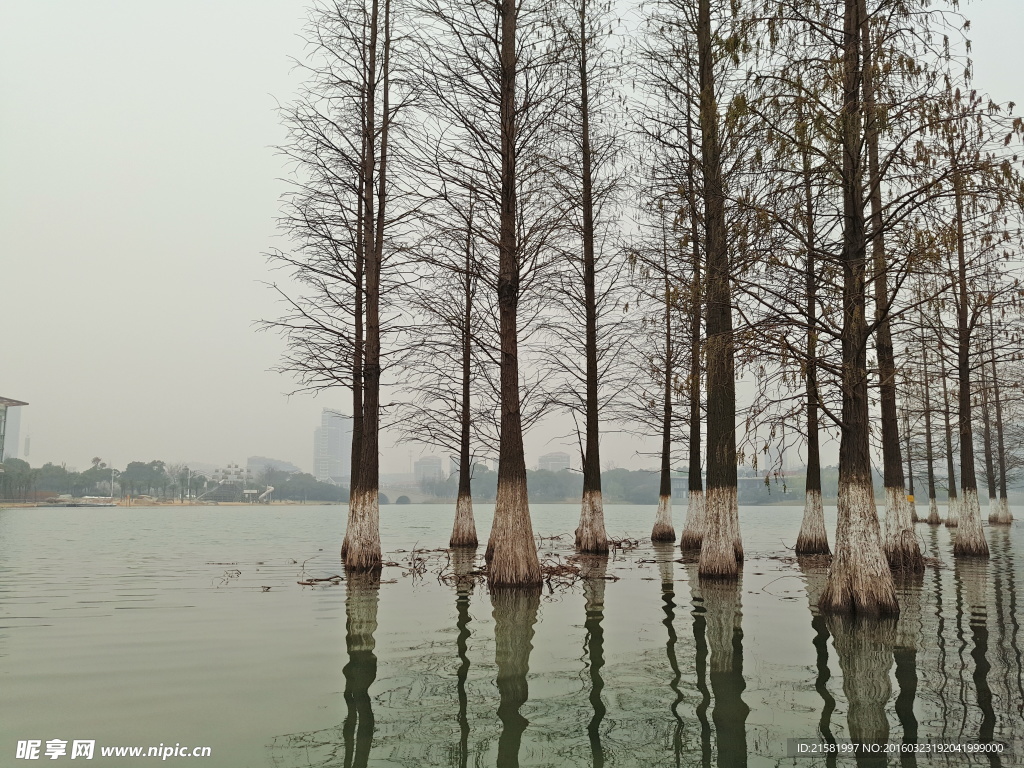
(921, 343, 941, 525)
(903, 404, 919, 524)
(696, 0, 741, 580)
(979, 361, 998, 518)
(864, 20, 921, 573)
(940, 362, 959, 527)
(346, 0, 387, 573)
(818, 0, 898, 616)
(485, 0, 542, 587)
(796, 143, 829, 555)
(679, 99, 704, 551)
(451, 223, 478, 548)
(575, 1, 609, 554)
(951, 160, 988, 558)
(988, 311, 1012, 524)
(653, 246, 676, 542)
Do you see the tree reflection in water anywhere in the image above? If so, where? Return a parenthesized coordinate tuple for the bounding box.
(797, 555, 838, 768)
(451, 549, 476, 768)
(825, 613, 896, 768)
(492, 585, 541, 768)
(893, 571, 924, 768)
(578, 555, 607, 768)
(653, 542, 686, 767)
(342, 572, 380, 768)
(685, 558, 714, 768)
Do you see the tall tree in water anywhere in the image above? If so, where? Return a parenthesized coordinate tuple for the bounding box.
(347, 0, 395, 572)
(414, 0, 565, 585)
(919, 342, 942, 525)
(861, 7, 921, 573)
(266, 0, 404, 571)
(817, 0, 897, 614)
(986, 305, 1014, 525)
(695, 0, 741, 580)
(551, 0, 627, 554)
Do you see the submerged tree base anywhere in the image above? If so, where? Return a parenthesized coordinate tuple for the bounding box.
(953, 489, 990, 558)
(678, 490, 704, 551)
(487, 480, 542, 588)
(819, 481, 899, 617)
(449, 493, 478, 549)
(344, 489, 383, 573)
(884, 488, 923, 573)
(945, 497, 959, 528)
(989, 497, 1013, 525)
(795, 489, 831, 555)
(926, 499, 941, 525)
(575, 489, 610, 554)
(651, 494, 675, 542)
(698, 487, 740, 580)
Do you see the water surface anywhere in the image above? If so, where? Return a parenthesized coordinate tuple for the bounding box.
(1, 503, 1021, 766)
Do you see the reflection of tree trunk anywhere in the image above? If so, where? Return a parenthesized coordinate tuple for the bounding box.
(686, 563, 713, 768)
(957, 558, 998, 754)
(492, 586, 541, 768)
(797, 557, 838, 768)
(825, 614, 896, 768)
(452, 550, 475, 767)
(580, 556, 607, 766)
(655, 542, 686, 766)
(703, 579, 748, 767)
(893, 573, 924, 768)
(990, 528, 1024, 735)
(343, 573, 380, 768)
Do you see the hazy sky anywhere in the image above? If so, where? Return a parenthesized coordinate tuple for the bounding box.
(1, 1, 1022, 474)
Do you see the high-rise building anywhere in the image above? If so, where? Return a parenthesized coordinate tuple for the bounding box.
(0, 397, 28, 462)
(314, 409, 353, 484)
(537, 451, 571, 472)
(414, 455, 444, 485)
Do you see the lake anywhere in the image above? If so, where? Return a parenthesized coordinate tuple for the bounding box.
(1, 503, 1021, 766)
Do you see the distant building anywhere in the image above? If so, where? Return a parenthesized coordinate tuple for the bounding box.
(314, 410, 352, 484)
(414, 455, 444, 485)
(0, 397, 28, 462)
(537, 451, 571, 472)
(247, 456, 302, 477)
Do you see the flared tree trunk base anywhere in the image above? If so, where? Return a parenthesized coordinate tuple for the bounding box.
(884, 488, 923, 573)
(344, 489, 383, 573)
(487, 479, 542, 588)
(926, 498, 941, 525)
(575, 488, 610, 554)
(819, 480, 899, 616)
(945, 497, 959, 528)
(698, 486, 740, 580)
(988, 497, 1013, 525)
(953, 489, 990, 558)
(651, 494, 676, 542)
(795, 489, 831, 555)
(678, 489, 705, 551)
(450, 493, 478, 548)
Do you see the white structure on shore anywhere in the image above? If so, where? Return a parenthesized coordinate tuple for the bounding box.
(0, 397, 28, 461)
(537, 451, 571, 472)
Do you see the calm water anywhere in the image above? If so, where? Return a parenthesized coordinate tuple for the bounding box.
(1, 503, 1022, 767)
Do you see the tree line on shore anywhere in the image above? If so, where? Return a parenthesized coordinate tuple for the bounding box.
(0, 458, 346, 503)
(266, 0, 1024, 614)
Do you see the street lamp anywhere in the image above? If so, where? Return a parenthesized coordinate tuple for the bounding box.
(109, 468, 120, 500)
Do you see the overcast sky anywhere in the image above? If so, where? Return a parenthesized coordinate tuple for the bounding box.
(1, 1, 1022, 475)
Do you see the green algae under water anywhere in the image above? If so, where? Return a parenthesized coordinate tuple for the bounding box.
(1, 504, 1022, 767)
